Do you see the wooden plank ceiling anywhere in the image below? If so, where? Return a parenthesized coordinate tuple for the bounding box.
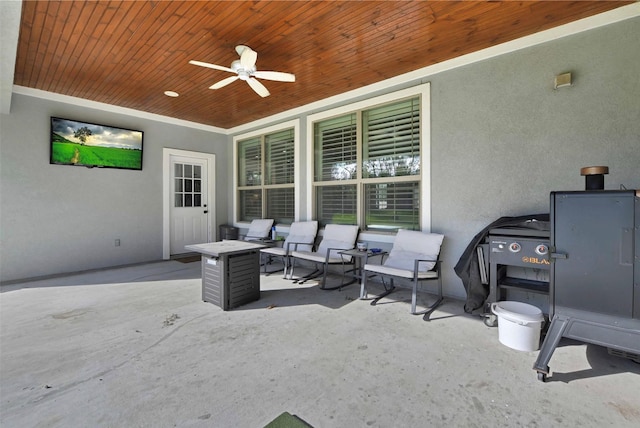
(14, 1, 631, 129)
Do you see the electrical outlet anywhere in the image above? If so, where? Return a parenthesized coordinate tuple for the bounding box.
(115, 239, 120, 247)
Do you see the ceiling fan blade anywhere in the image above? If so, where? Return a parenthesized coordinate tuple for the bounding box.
(246, 77, 270, 97)
(253, 71, 296, 82)
(240, 46, 257, 69)
(189, 60, 234, 74)
(209, 75, 239, 90)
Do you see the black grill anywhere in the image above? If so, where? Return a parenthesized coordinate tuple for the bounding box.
(488, 227, 550, 306)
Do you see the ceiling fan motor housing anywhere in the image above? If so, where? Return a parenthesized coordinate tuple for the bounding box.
(231, 59, 255, 80)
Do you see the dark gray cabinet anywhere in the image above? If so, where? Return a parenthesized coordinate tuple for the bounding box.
(534, 190, 640, 381)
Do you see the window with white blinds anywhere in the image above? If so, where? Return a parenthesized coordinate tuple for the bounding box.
(313, 97, 421, 231)
(237, 128, 295, 223)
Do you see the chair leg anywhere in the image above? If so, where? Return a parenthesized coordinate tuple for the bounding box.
(411, 277, 418, 314)
(320, 262, 329, 289)
(287, 257, 296, 280)
(371, 277, 395, 306)
(293, 258, 326, 284)
(360, 270, 368, 299)
(411, 275, 444, 321)
(319, 262, 353, 290)
(337, 260, 357, 289)
(263, 255, 285, 276)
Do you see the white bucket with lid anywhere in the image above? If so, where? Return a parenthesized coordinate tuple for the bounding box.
(491, 301, 545, 352)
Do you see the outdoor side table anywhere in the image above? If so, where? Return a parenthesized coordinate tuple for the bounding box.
(339, 249, 387, 287)
(185, 241, 266, 310)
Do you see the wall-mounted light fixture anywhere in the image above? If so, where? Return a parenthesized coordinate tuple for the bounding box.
(554, 72, 572, 89)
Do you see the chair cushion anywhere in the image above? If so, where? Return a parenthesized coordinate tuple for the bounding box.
(283, 221, 318, 252)
(384, 229, 444, 272)
(316, 224, 359, 259)
(244, 219, 274, 240)
(260, 246, 286, 256)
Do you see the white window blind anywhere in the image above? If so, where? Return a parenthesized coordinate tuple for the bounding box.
(239, 189, 262, 222)
(364, 181, 420, 232)
(238, 138, 261, 187)
(314, 114, 357, 181)
(316, 184, 358, 226)
(266, 188, 294, 224)
(265, 129, 294, 185)
(363, 98, 420, 178)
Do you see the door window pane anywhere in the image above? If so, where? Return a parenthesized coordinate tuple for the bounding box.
(174, 162, 203, 208)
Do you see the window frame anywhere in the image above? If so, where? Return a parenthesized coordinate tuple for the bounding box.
(233, 119, 300, 226)
(305, 83, 431, 236)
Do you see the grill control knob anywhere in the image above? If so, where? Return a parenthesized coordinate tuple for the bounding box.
(509, 242, 521, 253)
(535, 244, 548, 255)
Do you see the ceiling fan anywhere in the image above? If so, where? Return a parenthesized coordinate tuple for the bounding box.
(189, 45, 295, 97)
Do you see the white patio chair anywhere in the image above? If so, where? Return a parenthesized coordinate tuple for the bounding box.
(241, 219, 274, 241)
(289, 224, 360, 290)
(260, 221, 318, 277)
(360, 229, 445, 320)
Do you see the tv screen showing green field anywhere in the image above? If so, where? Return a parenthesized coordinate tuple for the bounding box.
(50, 117, 143, 170)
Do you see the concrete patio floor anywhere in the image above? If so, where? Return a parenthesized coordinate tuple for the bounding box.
(1, 260, 639, 427)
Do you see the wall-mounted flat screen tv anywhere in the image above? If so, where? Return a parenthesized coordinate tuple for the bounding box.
(50, 117, 143, 170)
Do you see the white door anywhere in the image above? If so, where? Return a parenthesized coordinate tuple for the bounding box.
(170, 156, 209, 255)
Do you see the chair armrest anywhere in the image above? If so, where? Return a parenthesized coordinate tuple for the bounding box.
(241, 234, 269, 241)
(324, 247, 350, 261)
(285, 241, 314, 254)
(413, 259, 442, 275)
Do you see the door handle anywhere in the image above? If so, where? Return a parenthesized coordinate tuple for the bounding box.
(204, 210, 208, 214)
